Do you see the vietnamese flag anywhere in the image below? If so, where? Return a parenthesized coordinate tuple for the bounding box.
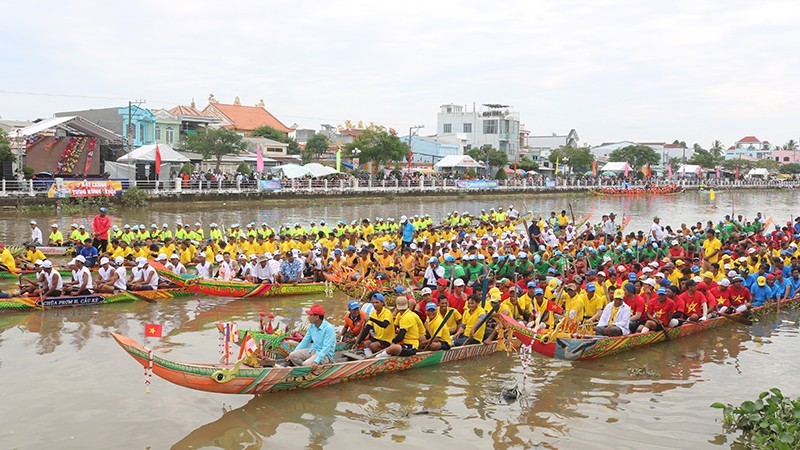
(154, 144, 162, 175)
(145, 323, 162, 338)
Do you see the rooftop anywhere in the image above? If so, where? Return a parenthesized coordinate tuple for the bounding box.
(206, 103, 292, 133)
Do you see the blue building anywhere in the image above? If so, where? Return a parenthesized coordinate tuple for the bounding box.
(56, 106, 157, 149)
(724, 136, 772, 160)
(403, 135, 461, 165)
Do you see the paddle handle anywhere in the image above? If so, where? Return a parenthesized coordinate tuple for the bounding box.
(422, 309, 454, 352)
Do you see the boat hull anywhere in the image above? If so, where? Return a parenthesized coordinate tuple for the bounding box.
(0, 288, 191, 312)
(185, 278, 326, 298)
(496, 302, 763, 361)
(113, 333, 498, 394)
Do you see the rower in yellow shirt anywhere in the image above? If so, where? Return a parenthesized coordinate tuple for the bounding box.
(48, 224, 64, 246)
(0, 244, 18, 273)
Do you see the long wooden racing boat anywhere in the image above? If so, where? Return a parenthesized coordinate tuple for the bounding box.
(0, 288, 193, 312)
(590, 188, 685, 197)
(496, 297, 797, 361)
(7, 245, 74, 256)
(112, 332, 499, 394)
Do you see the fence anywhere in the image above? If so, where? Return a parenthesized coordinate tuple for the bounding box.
(0, 177, 797, 199)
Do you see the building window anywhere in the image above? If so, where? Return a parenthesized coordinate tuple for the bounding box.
(500, 120, 509, 134)
(155, 127, 161, 141)
(139, 123, 147, 141)
(165, 127, 174, 145)
(483, 120, 498, 134)
(463, 123, 472, 133)
(785, 157, 791, 162)
(443, 124, 452, 133)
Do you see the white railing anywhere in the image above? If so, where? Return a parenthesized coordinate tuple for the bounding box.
(0, 177, 797, 198)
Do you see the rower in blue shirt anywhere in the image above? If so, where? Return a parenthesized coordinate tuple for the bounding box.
(287, 305, 336, 369)
(750, 276, 774, 307)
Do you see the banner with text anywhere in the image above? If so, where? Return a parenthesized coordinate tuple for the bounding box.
(47, 180, 123, 198)
(258, 180, 282, 191)
(456, 180, 498, 189)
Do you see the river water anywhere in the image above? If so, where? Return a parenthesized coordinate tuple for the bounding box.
(1, 189, 798, 449)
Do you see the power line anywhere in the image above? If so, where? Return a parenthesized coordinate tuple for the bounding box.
(0, 89, 176, 105)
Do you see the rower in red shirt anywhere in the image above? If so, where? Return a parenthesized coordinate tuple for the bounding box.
(623, 283, 646, 334)
(706, 278, 731, 313)
(642, 287, 675, 332)
(677, 279, 708, 322)
(725, 276, 752, 313)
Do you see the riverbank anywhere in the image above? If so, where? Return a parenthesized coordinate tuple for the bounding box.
(1, 180, 797, 210)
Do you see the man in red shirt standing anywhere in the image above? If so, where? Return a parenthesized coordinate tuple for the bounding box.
(92, 207, 111, 252)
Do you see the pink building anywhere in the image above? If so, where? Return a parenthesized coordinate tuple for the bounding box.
(770, 150, 800, 164)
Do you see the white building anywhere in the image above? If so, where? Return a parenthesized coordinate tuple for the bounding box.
(437, 103, 520, 160)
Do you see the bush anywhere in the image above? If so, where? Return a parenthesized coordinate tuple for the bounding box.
(712, 389, 800, 448)
(495, 168, 508, 180)
(179, 163, 194, 176)
(121, 187, 148, 207)
(236, 162, 252, 175)
(23, 166, 34, 179)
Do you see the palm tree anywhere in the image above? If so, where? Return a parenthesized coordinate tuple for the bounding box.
(709, 140, 724, 159)
(784, 139, 798, 151)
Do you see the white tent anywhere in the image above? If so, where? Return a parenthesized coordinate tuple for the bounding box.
(118, 144, 189, 163)
(271, 164, 310, 179)
(104, 161, 136, 179)
(434, 155, 483, 169)
(599, 162, 629, 172)
(303, 163, 339, 178)
(677, 164, 702, 175)
(117, 144, 189, 181)
(747, 168, 770, 178)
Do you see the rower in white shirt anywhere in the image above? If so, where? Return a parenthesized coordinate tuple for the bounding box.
(594, 289, 632, 336)
(67, 255, 93, 295)
(195, 254, 212, 278)
(29, 220, 43, 245)
(248, 255, 274, 283)
(216, 254, 234, 281)
(165, 254, 187, 275)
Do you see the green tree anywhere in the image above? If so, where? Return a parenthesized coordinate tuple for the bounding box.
(345, 128, 409, 169)
(780, 163, 800, 174)
(720, 159, 754, 171)
(516, 156, 539, 172)
(252, 125, 300, 155)
(494, 167, 508, 180)
(465, 145, 508, 168)
(709, 140, 724, 159)
(672, 139, 687, 148)
(754, 158, 779, 171)
(0, 129, 15, 162)
(182, 128, 248, 171)
(688, 148, 717, 167)
(236, 162, 252, 175)
(608, 145, 659, 171)
(784, 139, 798, 151)
(303, 134, 330, 163)
(179, 162, 194, 175)
(548, 146, 595, 173)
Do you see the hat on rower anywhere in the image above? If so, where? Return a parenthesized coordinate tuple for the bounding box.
(614, 289, 625, 299)
(394, 286, 405, 294)
(420, 287, 432, 295)
(99, 257, 109, 265)
(436, 278, 448, 286)
(33, 260, 43, 266)
(657, 287, 668, 295)
(372, 293, 385, 302)
(305, 305, 325, 316)
(586, 283, 597, 292)
(42, 260, 53, 268)
(395, 296, 409, 311)
(155, 254, 167, 261)
(114, 256, 125, 265)
(719, 278, 731, 287)
(628, 273, 637, 281)
(75, 255, 86, 263)
(347, 300, 360, 310)
(453, 278, 465, 287)
(400, 215, 408, 223)
(99, 207, 108, 213)
(30, 220, 37, 225)
(215, 254, 223, 262)
(533, 287, 544, 295)
(757, 276, 767, 287)
(426, 302, 437, 311)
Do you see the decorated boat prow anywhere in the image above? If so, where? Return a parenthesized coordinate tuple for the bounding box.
(112, 332, 499, 394)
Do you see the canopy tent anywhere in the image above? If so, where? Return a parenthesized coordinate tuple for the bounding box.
(271, 164, 310, 179)
(118, 144, 189, 163)
(747, 168, 770, 178)
(303, 163, 339, 178)
(434, 155, 483, 170)
(676, 164, 701, 176)
(599, 162, 629, 172)
(14, 116, 121, 142)
(104, 161, 136, 180)
(118, 144, 188, 181)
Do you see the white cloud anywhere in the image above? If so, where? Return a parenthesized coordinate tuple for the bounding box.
(2, 0, 800, 147)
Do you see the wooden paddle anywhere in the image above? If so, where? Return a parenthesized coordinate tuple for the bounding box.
(422, 308, 454, 351)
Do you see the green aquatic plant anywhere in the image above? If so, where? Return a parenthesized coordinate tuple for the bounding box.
(711, 388, 800, 449)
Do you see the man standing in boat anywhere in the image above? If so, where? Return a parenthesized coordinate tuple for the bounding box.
(399, 215, 416, 251)
(92, 207, 111, 252)
(287, 305, 335, 369)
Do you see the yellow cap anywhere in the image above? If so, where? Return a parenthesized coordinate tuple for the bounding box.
(757, 276, 766, 286)
(614, 289, 625, 299)
(703, 271, 714, 279)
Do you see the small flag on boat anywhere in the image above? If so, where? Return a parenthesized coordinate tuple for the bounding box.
(238, 331, 258, 359)
(145, 323, 162, 338)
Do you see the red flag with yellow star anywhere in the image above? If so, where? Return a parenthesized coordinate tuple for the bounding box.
(145, 323, 162, 338)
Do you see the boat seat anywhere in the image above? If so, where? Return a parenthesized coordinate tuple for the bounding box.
(341, 350, 365, 361)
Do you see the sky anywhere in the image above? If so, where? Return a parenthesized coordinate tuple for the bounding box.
(2, 0, 800, 148)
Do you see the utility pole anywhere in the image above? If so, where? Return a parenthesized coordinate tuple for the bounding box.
(127, 99, 146, 153)
(407, 125, 424, 170)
